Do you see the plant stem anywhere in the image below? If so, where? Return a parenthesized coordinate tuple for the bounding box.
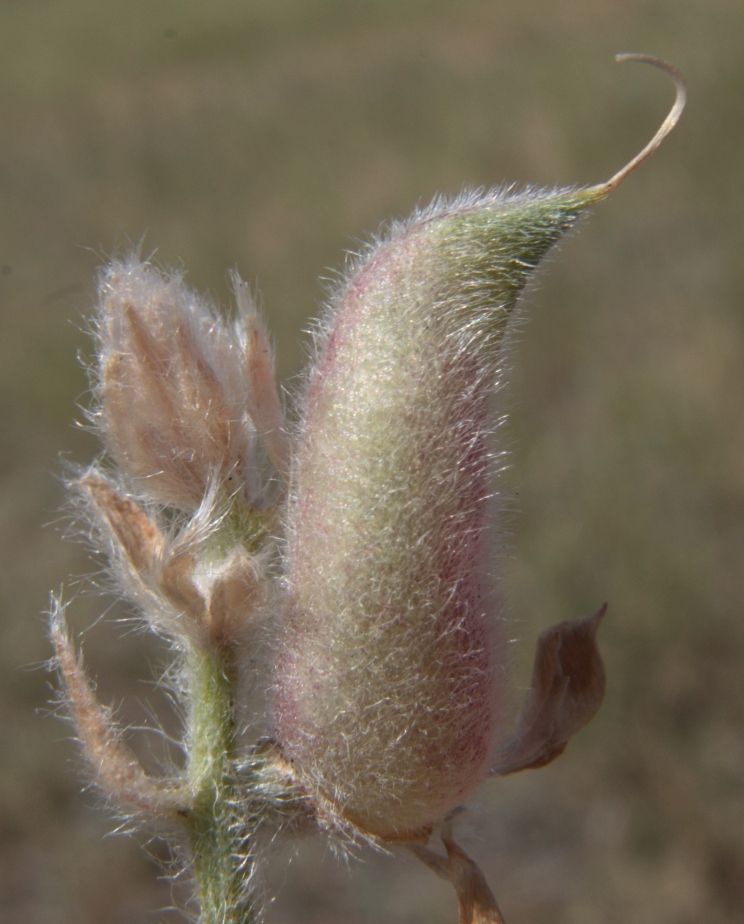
(186, 646, 256, 924)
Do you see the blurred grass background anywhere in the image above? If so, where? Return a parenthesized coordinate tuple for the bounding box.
(1, 0, 742, 921)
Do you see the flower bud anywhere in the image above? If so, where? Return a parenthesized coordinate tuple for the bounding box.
(272, 184, 605, 839)
(95, 259, 265, 510)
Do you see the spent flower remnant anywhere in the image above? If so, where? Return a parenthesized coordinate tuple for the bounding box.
(50, 55, 685, 924)
(94, 261, 289, 511)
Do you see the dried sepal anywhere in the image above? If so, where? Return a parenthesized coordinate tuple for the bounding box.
(409, 822, 506, 924)
(491, 605, 607, 776)
(49, 597, 189, 817)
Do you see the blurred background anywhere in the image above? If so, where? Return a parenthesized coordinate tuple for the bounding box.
(1, 1, 742, 922)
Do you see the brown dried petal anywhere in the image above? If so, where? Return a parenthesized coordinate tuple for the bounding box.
(491, 605, 607, 775)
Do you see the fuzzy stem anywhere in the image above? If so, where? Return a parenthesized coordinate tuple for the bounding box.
(186, 646, 256, 924)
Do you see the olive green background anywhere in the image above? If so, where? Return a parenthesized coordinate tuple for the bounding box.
(1, 1, 742, 922)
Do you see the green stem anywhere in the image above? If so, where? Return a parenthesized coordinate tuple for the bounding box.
(186, 646, 256, 924)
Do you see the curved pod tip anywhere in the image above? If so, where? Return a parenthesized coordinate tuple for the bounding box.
(589, 53, 687, 201)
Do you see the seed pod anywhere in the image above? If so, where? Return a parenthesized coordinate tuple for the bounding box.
(273, 56, 685, 839)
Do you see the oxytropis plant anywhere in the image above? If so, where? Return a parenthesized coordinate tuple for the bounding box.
(50, 55, 685, 924)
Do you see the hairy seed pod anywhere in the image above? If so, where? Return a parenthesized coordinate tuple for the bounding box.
(273, 185, 603, 838)
(272, 55, 685, 840)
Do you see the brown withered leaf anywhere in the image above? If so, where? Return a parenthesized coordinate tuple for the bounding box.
(491, 604, 606, 775)
(409, 824, 506, 924)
